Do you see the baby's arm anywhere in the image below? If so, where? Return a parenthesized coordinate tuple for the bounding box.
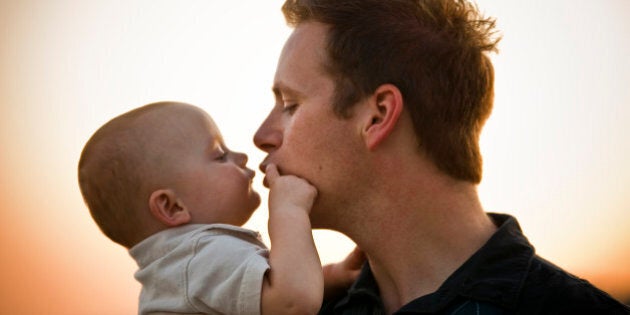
(261, 164, 323, 315)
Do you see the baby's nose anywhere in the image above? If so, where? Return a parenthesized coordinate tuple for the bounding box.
(233, 151, 248, 167)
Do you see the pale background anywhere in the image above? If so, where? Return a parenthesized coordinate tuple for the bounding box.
(1, 0, 628, 313)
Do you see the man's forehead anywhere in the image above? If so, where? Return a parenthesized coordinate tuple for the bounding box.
(283, 22, 329, 62)
(274, 22, 331, 97)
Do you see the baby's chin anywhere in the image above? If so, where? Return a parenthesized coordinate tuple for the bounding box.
(249, 190, 262, 210)
(253, 192, 262, 208)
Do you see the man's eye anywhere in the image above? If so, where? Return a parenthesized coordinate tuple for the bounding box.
(282, 104, 298, 114)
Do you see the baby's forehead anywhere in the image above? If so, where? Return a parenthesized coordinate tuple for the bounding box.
(83, 102, 219, 175)
(143, 105, 221, 144)
(139, 104, 206, 129)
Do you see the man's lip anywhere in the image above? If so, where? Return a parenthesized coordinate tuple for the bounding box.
(259, 161, 269, 174)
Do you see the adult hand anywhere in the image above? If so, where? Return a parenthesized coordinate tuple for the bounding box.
(323, 246, 366, 300)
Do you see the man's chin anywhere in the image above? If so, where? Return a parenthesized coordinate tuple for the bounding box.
(308, 208, 328, 229)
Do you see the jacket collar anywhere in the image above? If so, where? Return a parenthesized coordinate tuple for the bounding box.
(335, 213, 535, 313)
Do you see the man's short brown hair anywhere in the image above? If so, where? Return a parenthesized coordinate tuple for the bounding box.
(282, 0, 500, 183)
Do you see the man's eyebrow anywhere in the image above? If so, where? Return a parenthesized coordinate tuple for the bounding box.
(272, 82, 303, 99)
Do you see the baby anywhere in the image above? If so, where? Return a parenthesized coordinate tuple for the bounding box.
(78, 102, 361, 315)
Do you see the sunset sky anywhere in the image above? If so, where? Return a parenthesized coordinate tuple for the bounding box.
(1, 0, 629, 313)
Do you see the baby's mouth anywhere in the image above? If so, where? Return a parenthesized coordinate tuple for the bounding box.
(246, 168, 256, 181)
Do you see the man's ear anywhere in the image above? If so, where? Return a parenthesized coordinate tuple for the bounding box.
(362, 84, 404, 150)
(148, 189, 191, 227)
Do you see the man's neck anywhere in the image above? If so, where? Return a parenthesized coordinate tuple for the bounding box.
(345, 173, 497, 314)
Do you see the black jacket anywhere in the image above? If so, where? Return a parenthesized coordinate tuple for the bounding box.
(320, 213, 630, 315)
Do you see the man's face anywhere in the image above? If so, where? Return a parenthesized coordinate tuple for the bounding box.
(254, 22, 363, 228)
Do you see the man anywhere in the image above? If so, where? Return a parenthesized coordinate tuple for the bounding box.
(254, 0, 630, 313)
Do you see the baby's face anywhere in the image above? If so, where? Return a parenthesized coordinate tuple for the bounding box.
(161, 107, 261, 226)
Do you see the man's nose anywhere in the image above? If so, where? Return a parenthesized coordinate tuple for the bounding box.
(253, 113, 282, 153)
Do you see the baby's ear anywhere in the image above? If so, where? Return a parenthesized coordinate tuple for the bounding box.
(148, 189, 191, 226)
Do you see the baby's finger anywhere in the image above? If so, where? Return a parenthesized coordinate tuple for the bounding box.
(264, 163, 280, 185)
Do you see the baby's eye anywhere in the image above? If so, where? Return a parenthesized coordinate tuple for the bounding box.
(214, 150, 228, 161)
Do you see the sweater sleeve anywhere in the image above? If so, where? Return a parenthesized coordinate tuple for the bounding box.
(185, 231, 270, 315)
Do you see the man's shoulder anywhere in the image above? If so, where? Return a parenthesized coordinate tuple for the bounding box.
(518, 255, 630, 314)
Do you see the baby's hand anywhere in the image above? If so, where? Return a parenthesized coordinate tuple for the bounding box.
(265, 164, 318, 214)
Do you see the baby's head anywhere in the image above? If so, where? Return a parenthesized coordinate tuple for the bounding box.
(78, 102, 260, 248)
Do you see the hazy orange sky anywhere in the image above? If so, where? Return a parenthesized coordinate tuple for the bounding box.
(1, 0, 629, 313)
